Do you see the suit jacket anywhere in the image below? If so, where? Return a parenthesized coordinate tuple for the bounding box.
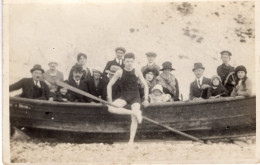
(68, 63, 91, 82)
(141, 63, 160, 73)
(102, 58, 125, 82)
(189, 77, 211, 100)
(87, 77, 107, 102)
(9, 78, 50, 100)
(67, 79, 90, 102)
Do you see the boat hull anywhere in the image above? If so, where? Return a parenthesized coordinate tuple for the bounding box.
(10, 96, 256, 142)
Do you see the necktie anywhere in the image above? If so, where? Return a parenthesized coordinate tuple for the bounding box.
(198, 79, 201, 88)
(119, 60, 122, 65)
(35, 81, 39, 87)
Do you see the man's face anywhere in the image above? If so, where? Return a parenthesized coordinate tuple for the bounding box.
(194, 68, 204, 78)
(73, 71, 83, 81)
(163, 69, 172, 76)
(145, 72, 155, 82)
(78, 56, 87, 65)
(116, 50, 125, 60)
(221, 54, 230, 65)
(237, 71, 246, 79)
(32, 70, 43, 81)
(93, 71, 101, 79)
(49, 63, 57, 71)
(124, 58, 134, 69)
(60, 88, 68, 95)
(147, 56, 155, 63)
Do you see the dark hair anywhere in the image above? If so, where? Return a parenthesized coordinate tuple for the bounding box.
(124, 53, 135, 60)
(143, 67, 159, 78)
(77, 53, 87, 62)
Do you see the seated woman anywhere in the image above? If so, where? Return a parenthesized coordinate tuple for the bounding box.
(149, 84, 172, 103)
(53, 81, 72, 102)
(139, 66, 159, 98)
(231, 65, 252, 97)
(156, 61, 180, 101)
(207, 75, 227, 99)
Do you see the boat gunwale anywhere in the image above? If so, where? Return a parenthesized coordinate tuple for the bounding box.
(9, 95, 256, 108)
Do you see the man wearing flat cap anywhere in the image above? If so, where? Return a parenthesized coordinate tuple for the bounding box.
(217, 50, 235, 95)
(102, 47, 126, 82)
(141, 52, 160, 73)
(189, 62, 211, 100)
(9, 64, 52, 100)
(43, 61, 64, 95)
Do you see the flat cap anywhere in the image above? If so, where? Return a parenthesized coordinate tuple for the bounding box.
(145, 52, 157, 57)
(115, 47, 126, 53)
(220, 50, 232, 56)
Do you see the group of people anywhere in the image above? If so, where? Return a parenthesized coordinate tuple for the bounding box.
(9, 47, 253, 144)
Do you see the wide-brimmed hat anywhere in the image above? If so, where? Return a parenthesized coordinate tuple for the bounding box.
(160, 61, 175, 71)
(192, 62, 205, 71)
(211, 75, 222, 83)
(220, 50, 232, 56)
(146, 52, 157, 57)
(115, 47, 126, 53)
(235, 65, 247, 75)
(151, 84, 163, 93)
(105, 65, 121, 75)
(143, 66, 159, 77)
(30, 64, 44, 73)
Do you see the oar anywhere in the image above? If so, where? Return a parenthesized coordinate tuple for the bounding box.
(56, 80, 204, 143)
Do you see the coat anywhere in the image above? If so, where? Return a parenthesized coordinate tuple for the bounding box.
(9, 78, 50, 100)
(68, 63, 91, 82)
(189, 77, 211, 100)
(102, 58, 125, 82)
(231, 78, 252, 97)
(87, 77, 107, 102)
(141, 63, 160, 73)
(207, 85, 227, 98)
(217, 64, 235, 95)
(53, 91, 73, 102)
(67, 79, 90, 102)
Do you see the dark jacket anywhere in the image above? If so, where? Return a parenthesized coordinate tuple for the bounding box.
(68, 63, 91, 82)
(53, 91, 73, 102)
(217, 64, 235, 95)
(162, 79, 180, 101)
(9, 78, 50, 100)
(67, 79, 90, 102)
(189, 77, 211, 100)
(87, 77, 107, 102)
(102, 58, 125, 82)
(207, 85, 227, 98)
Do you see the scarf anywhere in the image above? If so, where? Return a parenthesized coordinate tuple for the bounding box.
(157, 73, 176, 95)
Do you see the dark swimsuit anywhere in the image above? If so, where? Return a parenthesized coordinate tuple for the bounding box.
(120, 69, 141, 104)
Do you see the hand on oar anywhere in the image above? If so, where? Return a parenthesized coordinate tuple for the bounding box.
(56, 80, 205, 143)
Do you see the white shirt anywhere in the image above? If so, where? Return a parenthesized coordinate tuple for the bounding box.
(33, 80, 41, 88)
(74, 79, 80, 86)
(196, 76, 204, 89)
(116, 58, 122, 65)
(147, 62, 154, 66)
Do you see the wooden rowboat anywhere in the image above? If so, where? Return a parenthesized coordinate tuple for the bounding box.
(10, 96, 256, 142)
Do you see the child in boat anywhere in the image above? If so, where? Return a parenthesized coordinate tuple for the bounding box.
(231, 65, 252, 97)
(149, 84, 172, 103)
(54, 81, 72, 102)
(207, 75, 227, 99)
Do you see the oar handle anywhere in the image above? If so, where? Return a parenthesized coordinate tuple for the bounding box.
(56, 80, 204, 143)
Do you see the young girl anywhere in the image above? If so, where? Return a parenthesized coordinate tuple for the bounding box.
(207, 75, 227, 99)
(54, 81, 72, 102)
(149, 84, 172, 103)
(231, 65, 252, 97)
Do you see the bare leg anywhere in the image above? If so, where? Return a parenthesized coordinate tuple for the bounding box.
(108, 99, 134, 115)
(129, 103, 141, 144)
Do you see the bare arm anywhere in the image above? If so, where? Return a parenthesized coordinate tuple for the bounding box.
(107, 69, 122, 102)
(137, 69, 149, 101)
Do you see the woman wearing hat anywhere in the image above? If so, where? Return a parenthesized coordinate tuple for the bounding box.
(231, 65, 252, 97)
(139, 66, 159, 98)
(156, 61, 180, 101)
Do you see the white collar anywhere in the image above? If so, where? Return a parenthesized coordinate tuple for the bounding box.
(33, 80, 41, 87)
(196, 76, 204, 84)
(148, 62, 154, 66)
(116, 58, 122, 63)
(74, 78, 80, 83)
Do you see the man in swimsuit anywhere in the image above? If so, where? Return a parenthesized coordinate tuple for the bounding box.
(107, 53, 149, 144)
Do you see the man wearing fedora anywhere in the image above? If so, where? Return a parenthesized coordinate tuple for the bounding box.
(102, 47, 126, 82)
(105, 65, 122, 101)
(87, 67, 108, 103)
(217, 50, 236, 95)
(141, 52, 160, 73)
(68, 64, 90, 102)
(9, 64, 52, 100)
(189, 62, 211, 100)
(156, 61, 180, 101)
(43, 61, 64, 94)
